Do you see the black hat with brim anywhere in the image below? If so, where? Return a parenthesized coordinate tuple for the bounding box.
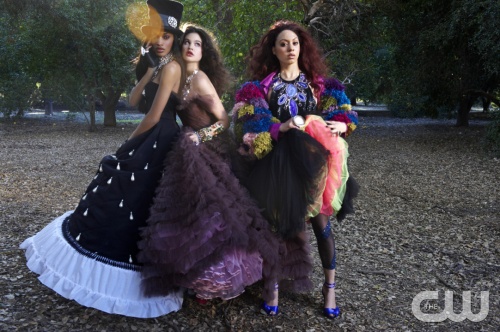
(141, 0, 183, 38)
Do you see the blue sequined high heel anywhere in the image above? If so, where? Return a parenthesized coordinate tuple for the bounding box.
(261, 282, 279, 316)
(322, 282, 341, 319)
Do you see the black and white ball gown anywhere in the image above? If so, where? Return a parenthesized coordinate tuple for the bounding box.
(20, 82, 184, 318)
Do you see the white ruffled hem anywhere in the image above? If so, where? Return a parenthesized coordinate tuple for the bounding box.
(19, 211, 183, 318)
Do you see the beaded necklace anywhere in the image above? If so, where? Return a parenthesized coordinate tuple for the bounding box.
(182, 69, 199, 100)
(272, 72, 309, 117)
(151, 53, 174, 81)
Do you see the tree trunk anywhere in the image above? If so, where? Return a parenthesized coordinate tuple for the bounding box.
(456, 90, 500, 126)
(44, 98, 53, 116)
(87, 94, 97, 132)
(102, 90, 122, 127)
(482, 97, 490, 112)
(455, 94, 474, 127)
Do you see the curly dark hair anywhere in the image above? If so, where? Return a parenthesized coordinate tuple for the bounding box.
(247, 20, 328, 100)
(182, 25, 231, 96)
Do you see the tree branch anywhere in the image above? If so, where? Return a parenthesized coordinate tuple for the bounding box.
(462, 89, 500, 107)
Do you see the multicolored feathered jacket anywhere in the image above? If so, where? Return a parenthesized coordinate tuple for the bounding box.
(231, 74, 358, 160)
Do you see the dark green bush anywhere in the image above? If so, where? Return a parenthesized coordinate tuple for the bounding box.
(483, 111, 500, 157)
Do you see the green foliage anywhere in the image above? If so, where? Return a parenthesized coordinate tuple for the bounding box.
(330, 6, 394, 103)
(1, 0, 139, 125)
(377, 0, 499, 118)
(483, 111, 500, 157)
(455, 0, 500, 76)
(0, 10, 36, 118)
(181, 0, 302, 83)
(0, 73, 37, 118)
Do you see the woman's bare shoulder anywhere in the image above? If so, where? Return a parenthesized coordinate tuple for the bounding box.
(192, 70, 216, 95)
(163, 60, 181, 74)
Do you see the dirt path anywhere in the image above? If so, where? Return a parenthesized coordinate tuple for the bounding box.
(0, 115, 498, 331)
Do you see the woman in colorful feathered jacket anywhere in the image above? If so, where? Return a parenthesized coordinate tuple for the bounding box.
(231, 20, 359, 319)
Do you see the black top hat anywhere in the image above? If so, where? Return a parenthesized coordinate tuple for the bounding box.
(141, 0, 183, 37)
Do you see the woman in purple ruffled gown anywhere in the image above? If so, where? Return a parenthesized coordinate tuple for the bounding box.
(137, 25, 279, 301)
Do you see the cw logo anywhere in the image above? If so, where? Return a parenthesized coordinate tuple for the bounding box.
(412, 291, 489, 322)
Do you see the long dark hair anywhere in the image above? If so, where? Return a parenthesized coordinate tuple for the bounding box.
(182, 25, 231, 96)
(247, 20, 328, 100)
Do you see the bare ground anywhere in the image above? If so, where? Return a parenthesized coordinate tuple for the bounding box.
(0, 113, 498, 332)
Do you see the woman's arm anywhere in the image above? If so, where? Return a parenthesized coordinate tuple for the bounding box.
(193, 72, 229, 129)
(320, 78, 358, 137)
(128, 61, 181, 139)
(232, 81, 277, 159)
(129, 67, 155, 108)
(186, 72, 229, 145)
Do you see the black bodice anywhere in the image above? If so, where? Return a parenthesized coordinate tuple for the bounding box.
(268, 73, 317, 123)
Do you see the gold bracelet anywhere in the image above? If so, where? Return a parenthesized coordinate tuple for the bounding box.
(196, 122, 225, 143)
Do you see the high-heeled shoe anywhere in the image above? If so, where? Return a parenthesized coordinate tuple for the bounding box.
(261, 282, 279, 316)
(261, 301, 279, 316)
(322, 282, 341, 319)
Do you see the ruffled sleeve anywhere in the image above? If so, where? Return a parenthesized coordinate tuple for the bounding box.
(319, 77, 359, 137)
(231, 81, 280, 160)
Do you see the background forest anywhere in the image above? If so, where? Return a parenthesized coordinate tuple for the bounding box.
(1, 0, 499, 151)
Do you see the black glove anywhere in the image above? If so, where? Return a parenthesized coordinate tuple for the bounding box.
(141, 43, 158, 68)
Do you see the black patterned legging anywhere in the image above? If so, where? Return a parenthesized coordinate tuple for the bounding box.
(310, 213, 336, 269)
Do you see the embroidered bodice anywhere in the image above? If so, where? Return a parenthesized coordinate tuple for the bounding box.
(268, 72, 317, 123)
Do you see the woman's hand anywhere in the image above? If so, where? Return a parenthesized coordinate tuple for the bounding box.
(141, 66, 156, 77)
(141, 43, 159, 68)
(186, 130, 200, 146)
(279, 117, 302, 132)
(325, 120, 347, 136)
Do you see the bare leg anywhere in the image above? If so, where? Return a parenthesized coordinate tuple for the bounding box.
(323, 268, 337, 309)
(261, 282, 279, 316)
(264, 280, 279, 304)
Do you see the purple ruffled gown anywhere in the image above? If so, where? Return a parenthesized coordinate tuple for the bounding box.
(137, 95, 280, 300)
